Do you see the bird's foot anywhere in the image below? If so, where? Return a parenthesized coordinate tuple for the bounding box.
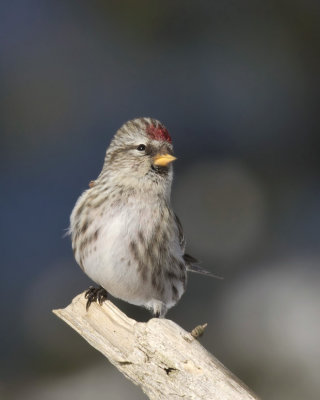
(84, 286, 108, 311)
(149, 300, 167, 318)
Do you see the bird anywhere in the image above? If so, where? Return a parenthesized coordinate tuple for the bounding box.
(69, 117, 220, 318)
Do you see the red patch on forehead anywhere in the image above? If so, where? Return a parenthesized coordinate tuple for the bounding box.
(146, 123, 172, 143)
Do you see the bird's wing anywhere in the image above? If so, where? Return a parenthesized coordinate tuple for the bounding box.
(174, 213, 223, 279)
(174, 213, 186, 251)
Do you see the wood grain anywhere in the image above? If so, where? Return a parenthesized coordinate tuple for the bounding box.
(53, 292, 259, 400)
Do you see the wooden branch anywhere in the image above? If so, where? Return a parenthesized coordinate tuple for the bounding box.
(53, 292, 259, 400)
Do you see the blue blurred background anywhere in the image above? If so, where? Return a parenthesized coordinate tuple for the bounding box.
(1, 1, 320, 399)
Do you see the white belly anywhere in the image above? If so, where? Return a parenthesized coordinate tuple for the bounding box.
(80, 201, 184, 309)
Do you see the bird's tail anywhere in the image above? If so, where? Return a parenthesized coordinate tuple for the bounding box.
(183, 254, 223, 280)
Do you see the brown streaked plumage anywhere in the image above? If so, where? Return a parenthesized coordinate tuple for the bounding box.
(69, 117, 219, 318)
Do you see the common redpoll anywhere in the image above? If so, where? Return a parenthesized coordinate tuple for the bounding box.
(69, 118, 218, 317)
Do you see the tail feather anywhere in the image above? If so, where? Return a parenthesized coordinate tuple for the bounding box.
(183, 254, 223, 280)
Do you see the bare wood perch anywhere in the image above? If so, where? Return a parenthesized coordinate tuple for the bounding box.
(53, 292, 259, 400)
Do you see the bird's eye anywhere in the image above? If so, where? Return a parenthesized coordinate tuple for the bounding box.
(137, 144, 146, 151)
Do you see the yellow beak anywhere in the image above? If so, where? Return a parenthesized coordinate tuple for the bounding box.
(153, 153, 177, 167)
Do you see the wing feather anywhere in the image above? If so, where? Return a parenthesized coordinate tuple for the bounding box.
(174, 213, 223, 280)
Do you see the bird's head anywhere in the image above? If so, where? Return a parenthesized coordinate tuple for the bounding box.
(101, 118, 176, 195)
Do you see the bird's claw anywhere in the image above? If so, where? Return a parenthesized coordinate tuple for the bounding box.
(85, 286, 108, 311)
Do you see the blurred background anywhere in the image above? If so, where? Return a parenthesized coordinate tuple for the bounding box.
(1, 1, 320, 399)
